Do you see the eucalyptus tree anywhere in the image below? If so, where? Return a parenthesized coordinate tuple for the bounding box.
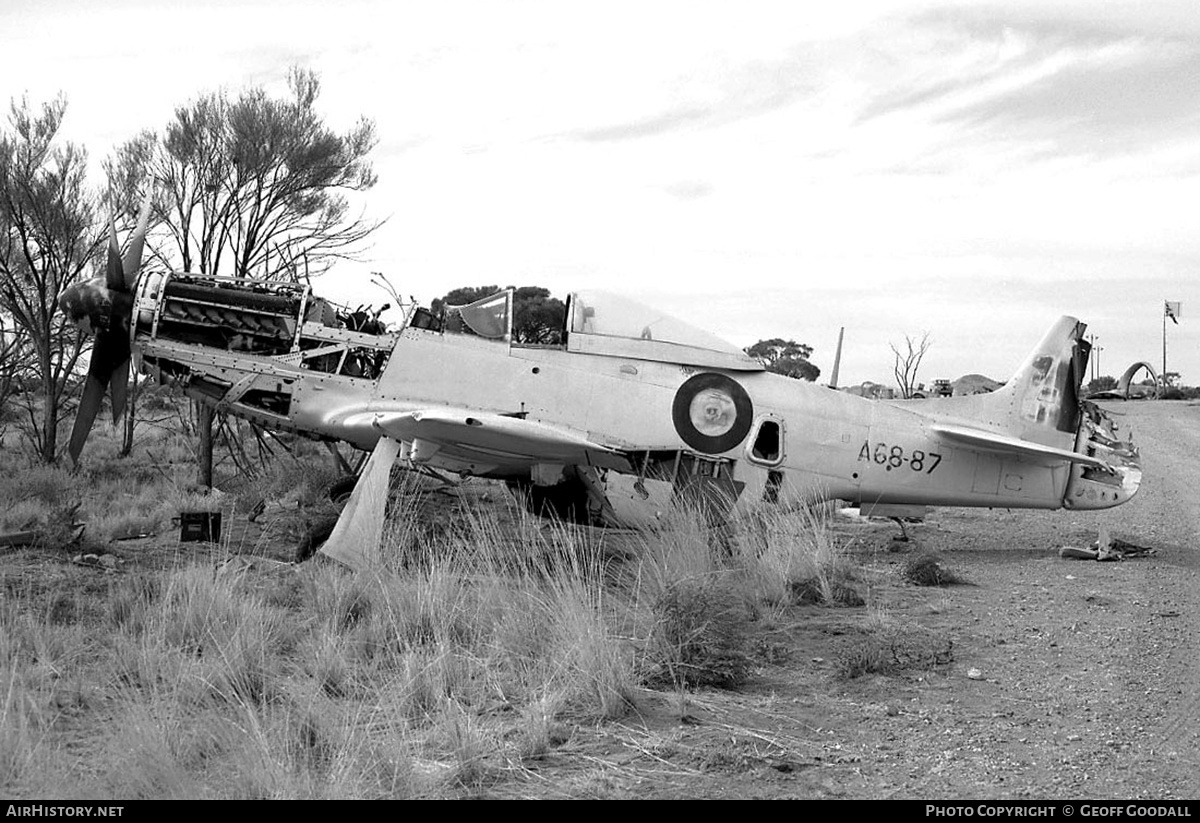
(0, 95, 99, 462)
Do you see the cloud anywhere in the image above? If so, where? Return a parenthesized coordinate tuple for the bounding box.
(572, 106, 714, 143)
(857, 7, 1200, 163)
(567, 48, 820, 143)
(662, 180, 715, 199)
(946, 47, 1200, 155)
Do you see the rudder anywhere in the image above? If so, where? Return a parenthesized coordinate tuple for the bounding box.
(987, 316, 1089, 447)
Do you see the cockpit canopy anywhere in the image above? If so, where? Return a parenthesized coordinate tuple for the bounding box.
(437, 288, 762, 371)
(442, 291, 510, 339)
(566, 290, 762, 371)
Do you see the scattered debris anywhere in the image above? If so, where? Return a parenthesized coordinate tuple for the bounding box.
(246, 498, 267, 522)
(112, 530, 155, 541)
(71, 553, 121, 571)
(1060, 546, 1102, 560)
(1059, 525, 1157, 561)
(1096, 525, 1118, 561)
(0, 530, 39, 548)
(1103, 537, 1157, 558)
(215, 555, 295, 578)
(1, 521, 85, 549)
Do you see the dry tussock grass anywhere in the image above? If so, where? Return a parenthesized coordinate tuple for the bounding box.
(902, 551, 970, 587)
(0, 393, 338, 546)
(834, 599, 955, 680)
(0, 413, 921, 797)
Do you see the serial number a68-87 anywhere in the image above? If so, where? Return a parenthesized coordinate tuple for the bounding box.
(857, 441, 942, 474)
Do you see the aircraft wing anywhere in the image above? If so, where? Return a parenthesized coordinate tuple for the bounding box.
(360, 409, 632, 472)
(930, 423, 1108, 469)
(321, 411, 629, 570)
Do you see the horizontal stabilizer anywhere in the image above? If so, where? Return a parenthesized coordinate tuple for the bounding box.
(931, 423, 1108, 469)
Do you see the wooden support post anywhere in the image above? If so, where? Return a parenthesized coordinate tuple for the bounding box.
(197, 404, 214, 488)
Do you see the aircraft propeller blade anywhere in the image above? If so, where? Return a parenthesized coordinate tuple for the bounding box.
(64, 189, 149, 462)
(65, 307, 133, 461)
(121, 193, 152, 291)
(105, 219, 124, 291)
(110, 357, 131, 423)
(68, 371, 109, 464)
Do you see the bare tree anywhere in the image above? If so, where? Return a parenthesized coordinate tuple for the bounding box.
(891, 332, 932, 399)
(0, 313, 26, 429)
(106, 66, 380, 281)
(0, 95, 99, 462)
(105, 68, 382, 484)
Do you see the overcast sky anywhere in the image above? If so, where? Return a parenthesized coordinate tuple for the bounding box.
(4, 0, 1198, 388)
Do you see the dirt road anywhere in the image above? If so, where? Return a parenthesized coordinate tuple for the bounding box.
(841, 399, 1200, 799)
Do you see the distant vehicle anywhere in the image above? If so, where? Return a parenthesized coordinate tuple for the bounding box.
(60, 209, 1143, 568)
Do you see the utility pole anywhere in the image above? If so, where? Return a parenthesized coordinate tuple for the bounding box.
(1162, 300, 1181, 396)
(1086, 333, 1099, 381)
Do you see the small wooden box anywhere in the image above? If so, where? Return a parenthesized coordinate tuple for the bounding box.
(180, 511, 221, 543)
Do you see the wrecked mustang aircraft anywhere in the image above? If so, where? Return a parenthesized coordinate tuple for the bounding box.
(61, 212, 1141, 569)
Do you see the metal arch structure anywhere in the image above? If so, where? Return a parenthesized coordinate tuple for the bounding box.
(1116, 361, 1160, 399)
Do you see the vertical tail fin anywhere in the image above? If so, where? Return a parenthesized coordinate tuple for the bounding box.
(981, 317, 1089, 447)
(945, 316, 1089, 451)
(931, 315, 1140, 509)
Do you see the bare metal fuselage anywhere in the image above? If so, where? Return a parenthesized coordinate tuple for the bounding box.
(133, 273, 1139, 525)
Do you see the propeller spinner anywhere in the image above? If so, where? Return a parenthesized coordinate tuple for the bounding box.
(59, 195, 152, 463)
